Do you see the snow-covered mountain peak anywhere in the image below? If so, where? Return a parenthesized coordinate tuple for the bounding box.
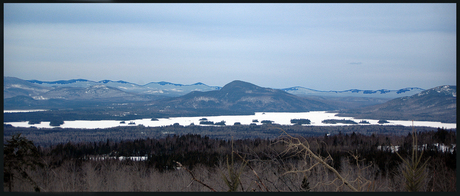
(417, 85, 456, 97)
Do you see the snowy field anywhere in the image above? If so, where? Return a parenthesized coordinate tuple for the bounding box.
(3, 111, 456, 129)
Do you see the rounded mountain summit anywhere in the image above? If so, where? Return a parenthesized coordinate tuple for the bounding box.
(154, 80, 337, 113)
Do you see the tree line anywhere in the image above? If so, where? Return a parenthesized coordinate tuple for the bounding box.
(3, 123, 448, 148)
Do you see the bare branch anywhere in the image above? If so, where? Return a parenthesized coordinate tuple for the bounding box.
(274, 127, 359, 192)
(234, 152, 269, 192)
(175, 161, 217, 192)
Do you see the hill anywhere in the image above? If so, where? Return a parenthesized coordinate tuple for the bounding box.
(151, 80, 337, 113)
(337, 85, 456, 123)
(36, 85, 155, 101)
(4, 77, 52, 99)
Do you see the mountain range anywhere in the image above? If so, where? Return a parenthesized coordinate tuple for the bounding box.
(5, 77, 424, 99)
(337, 85, 456, 123)
(3, 77, 456, 123)
(282, 86, 425, 98)
(25, 78, 221, 97)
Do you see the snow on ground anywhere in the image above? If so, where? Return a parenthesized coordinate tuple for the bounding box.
(3, 111, 456, 129)
(377, 143, 456, 154)
(88, 156, 148, 161)
(4, 109, 48, 113)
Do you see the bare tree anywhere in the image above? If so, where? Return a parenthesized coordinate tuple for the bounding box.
(275, 127, 373, 192)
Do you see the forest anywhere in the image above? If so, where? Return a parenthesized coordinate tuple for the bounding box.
(3, 125, 456, 192)
(3, 123, 447, 147)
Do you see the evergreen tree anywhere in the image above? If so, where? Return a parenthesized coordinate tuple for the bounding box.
(4, 133, 44, 192)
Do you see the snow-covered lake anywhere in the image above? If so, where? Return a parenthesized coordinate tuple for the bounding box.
(4, 109, 49, 113)
(3, 111, 456, 129)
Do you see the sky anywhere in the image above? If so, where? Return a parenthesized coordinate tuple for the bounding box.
(3, 3, 456, 90)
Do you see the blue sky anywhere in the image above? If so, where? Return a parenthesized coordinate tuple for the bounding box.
(3, 3, 456, 90)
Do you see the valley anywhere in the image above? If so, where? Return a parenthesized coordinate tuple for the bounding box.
(4, 77, 456, 193)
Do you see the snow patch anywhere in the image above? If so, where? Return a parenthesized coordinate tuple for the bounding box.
(238, 96, 274, 104)
(194, 96, 218, 102)
(145, 90, 164, 94)
(9, 84, 37, 91)
(91, 85, 109, 89)
(32, 96, 49, 100)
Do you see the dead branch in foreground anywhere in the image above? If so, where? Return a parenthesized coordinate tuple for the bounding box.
(273, 127, 359, 192)
(175, 161, 217, 192)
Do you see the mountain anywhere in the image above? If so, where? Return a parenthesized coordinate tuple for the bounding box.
(4, 77, 52, 99)
(4, 77, 167, 109)
(26, 78, 221, 97)
(27, 79, 91, 85)
(5, 77, 455, 123)
(282, 86, 425, 99)
(34, 85, 156, 101)
(22, 77, 426, 99)
(337, 85, 456, 123)
(141, 81, 221, 97)
(6, 77, 448, 117)
(25, 78, 427, 99)
(151, 80, 337, 113)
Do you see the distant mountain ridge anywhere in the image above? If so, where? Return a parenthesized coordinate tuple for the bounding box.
(26, 78, 216, 87)
(4, 77, 455, 123)
(337, 85, 456, 123)
(24, 78, 222, 97)
(23, 77, 424, 98)
(33, 85, 155, 101)
(282, 86, 425, 98)
(27, 79, 91, 85)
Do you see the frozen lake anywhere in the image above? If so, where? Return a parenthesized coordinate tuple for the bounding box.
(4, 109, 49, 113)
(3, 111, 456, 129)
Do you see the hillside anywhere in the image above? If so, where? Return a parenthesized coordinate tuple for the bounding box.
(36, 85, 155, 101)
(337, 85, 456, 123)
(151, 80, 337, 113)
(4, 77, 52, 99)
